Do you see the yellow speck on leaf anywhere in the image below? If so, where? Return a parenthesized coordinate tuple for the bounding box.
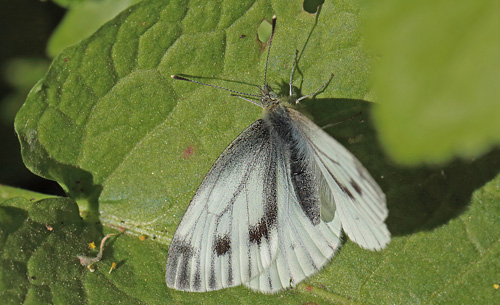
(109, 262, 117, 274)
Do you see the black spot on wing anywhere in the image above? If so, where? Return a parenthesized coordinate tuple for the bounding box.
(248, 203, 277, 246)
(209, 234, 232, 290)
(249, 145, 278, 246)
(214, 234, 231, 256)
(208, 237, 234, 288)
(212, 233, 234, 285)
(249, 218, 269, 245)
(211, 233, 234, 285)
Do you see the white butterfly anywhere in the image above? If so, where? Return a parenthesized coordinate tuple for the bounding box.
(166, 16, 390, 293)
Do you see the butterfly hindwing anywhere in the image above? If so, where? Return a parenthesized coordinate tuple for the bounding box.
(288, 108, 390, 250)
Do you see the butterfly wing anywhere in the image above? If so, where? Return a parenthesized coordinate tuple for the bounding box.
(244, 142, 343, 292)
(288, 108, 390, 250)
(166, 112, 346, 293)
(166, 119, 281, 292)
(166, 106, 388, 293)
(240, 105, 345, 293)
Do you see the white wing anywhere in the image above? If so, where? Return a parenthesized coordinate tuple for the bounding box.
(166, 113, 346, 293)
(245, 143, 343, 292)
(288, 108, 390, 250)
(166, 119, 281, 292)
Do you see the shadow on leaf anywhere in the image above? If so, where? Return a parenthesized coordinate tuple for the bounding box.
(304, 98, 500, 236)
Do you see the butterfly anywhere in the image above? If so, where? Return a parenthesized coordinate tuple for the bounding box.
(166, 16, 390, 293)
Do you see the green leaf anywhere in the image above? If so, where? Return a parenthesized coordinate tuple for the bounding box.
(51, 0, 95, 9)
(0, 196, 89, 304)
(366, 0, 500, 164)
(12, 0, 500, 303)
(16, 0, 371, 244)
(47, 0, 139, 57)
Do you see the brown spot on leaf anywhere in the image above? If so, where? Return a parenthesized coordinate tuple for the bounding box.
(182, 146, 195, 159)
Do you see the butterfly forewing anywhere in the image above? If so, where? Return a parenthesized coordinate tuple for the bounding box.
(166, 119, 281, 291)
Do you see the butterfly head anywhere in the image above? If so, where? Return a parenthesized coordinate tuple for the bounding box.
(259, 84, 280, 108)
(259, 81, 303, 111)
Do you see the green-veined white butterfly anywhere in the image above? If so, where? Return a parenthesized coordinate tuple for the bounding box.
(166, 16, 390, 293)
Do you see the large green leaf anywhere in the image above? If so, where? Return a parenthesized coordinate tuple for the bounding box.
(11, 0, 500, 303)
(16, 0, 372, 245)
(366, 0, 500, 164)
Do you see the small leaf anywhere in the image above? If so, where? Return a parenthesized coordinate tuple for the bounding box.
(47, 0, 139, 57)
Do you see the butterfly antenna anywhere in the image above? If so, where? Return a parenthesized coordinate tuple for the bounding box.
(263, 15, 277, 87)
(230, 94, 262, 107)
(171, 75, 260, 98)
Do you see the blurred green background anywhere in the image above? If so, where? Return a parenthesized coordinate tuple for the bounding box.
(1, 0, 138, 195)
(0, 0, 64, 195)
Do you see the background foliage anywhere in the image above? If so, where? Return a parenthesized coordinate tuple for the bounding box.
(1, 0, 499, 304)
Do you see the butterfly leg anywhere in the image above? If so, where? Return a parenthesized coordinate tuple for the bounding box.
(289, 50, 299, 96)
(296, 73, 334, 104)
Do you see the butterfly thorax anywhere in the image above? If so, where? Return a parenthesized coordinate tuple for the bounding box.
(260, 84, 298, 110)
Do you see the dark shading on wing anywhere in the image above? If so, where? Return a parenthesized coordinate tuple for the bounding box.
(236, 105, 343, 293)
